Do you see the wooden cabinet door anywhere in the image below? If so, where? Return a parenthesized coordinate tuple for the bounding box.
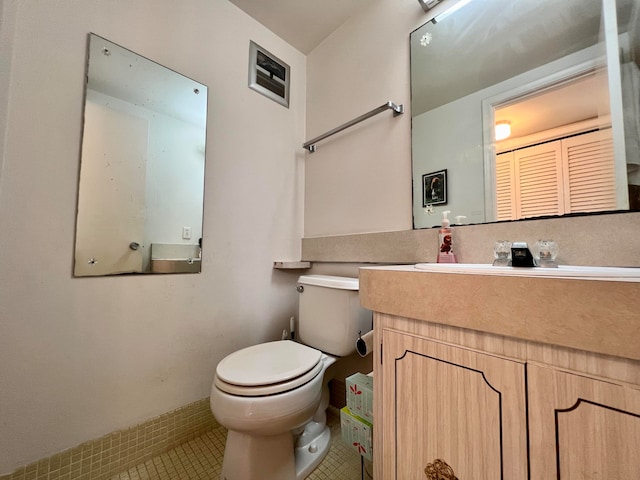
(381, 329, 528, 479)
(528, 363, 640, 479)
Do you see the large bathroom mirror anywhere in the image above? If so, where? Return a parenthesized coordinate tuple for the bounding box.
(74, 34, 208, 276)
(411, 0, 640, 229)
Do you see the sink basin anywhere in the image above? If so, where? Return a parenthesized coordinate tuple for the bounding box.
(413, 263, 640, 281)
(151, 258, 201, 273)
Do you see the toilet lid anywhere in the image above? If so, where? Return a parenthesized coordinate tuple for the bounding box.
(216, 340, 322, 387)
(214, 359, 324, 396)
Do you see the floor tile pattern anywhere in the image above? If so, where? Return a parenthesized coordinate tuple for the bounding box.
(109, 409, 362, 480)
(1, 399, 217, 480)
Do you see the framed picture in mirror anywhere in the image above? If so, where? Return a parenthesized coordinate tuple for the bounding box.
(423, 169, 447, 207)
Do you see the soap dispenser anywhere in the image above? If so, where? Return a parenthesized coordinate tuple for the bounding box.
(437, 211, 457, 263)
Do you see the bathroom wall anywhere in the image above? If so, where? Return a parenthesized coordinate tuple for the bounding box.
(0, 0, 306, 474)
(304, 0, 640, 266)
(305, 0, 423, 237)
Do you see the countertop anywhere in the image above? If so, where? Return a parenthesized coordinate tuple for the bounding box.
(359, 265, 640, 361)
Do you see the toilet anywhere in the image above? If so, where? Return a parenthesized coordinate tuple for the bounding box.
(210, 275, 372, 480)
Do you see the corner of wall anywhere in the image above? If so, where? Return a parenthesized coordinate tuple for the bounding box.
(0, 0, 18, 195)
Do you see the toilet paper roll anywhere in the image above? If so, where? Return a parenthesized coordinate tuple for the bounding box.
(356, 330, 374, 357)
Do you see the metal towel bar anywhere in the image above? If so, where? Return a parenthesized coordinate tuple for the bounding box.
(303, 101, 404, 153)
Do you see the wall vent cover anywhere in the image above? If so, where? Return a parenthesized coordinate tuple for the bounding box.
(248, 41, 290, 108)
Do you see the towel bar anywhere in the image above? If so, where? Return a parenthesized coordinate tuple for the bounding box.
(303, 101, 404, 153)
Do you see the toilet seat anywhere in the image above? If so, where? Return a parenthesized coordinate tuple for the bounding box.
(215, 340, 324, 396)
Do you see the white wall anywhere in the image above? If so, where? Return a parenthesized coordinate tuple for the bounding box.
(304, 1, 428, 237)
(0, 0, 306, 473)
(145, 112, 205, 246)
(75, 95, 149, 276)
(412, 100, 486, 227)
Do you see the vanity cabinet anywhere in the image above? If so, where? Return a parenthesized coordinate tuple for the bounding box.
(360, 267, 640, 480)
(381, 329, 528, 479)
(375, 316, 640, 480)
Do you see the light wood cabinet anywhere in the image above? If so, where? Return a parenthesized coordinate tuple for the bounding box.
(373, 314, 640, 480)
(361, 267, 640, 479)
(380, 329, 528, 479)
(528, 363, 640, 479)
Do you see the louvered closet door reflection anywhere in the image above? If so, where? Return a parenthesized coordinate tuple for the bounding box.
(513, 141, 565, 218)
(561, 129, 616, 213)
(495, 152, 516, 221)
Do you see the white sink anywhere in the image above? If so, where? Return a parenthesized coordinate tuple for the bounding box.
(413, 263, 640, 281)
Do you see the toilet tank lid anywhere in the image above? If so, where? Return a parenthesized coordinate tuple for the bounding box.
(297, 275, 359, 290)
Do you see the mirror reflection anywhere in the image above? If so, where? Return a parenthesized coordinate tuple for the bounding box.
(411, 0, 640, 229)
(74, 34, 208, 276)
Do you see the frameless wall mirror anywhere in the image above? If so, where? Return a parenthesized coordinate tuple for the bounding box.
(411, 0, 640, 229)
(74, 33, 208, 276)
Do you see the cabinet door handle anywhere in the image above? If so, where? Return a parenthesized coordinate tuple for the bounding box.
(424, 459, 458, 480)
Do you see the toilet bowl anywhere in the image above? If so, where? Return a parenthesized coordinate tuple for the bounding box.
(210, 275, 372, 480)
(210, 341, 336, 480)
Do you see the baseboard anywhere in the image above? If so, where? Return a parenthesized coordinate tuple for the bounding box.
(1, 398, 218, 480)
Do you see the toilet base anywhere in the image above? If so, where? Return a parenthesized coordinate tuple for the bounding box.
(219, 422, 331, 480)
(221, 430, 296, 480)
(294, 424, 331, 479)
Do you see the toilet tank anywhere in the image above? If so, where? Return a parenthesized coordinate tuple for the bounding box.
(297, 275, 372, 357)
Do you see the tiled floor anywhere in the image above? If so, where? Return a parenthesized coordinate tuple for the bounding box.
(109, 408, 362, 480)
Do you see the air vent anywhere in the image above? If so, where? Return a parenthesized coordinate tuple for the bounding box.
(248, 41, 290, 108)
(418, 0, 442, 12)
